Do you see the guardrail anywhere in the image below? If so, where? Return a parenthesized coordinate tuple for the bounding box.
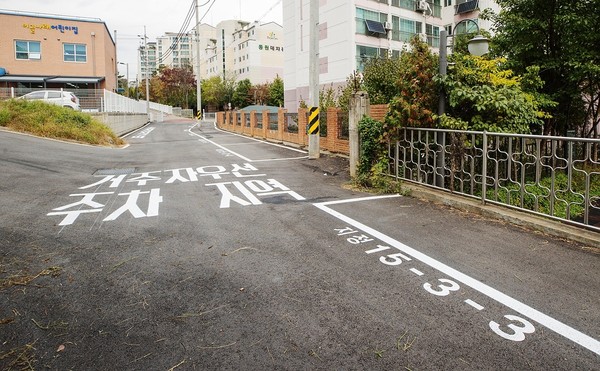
(390, 127, 600, 231)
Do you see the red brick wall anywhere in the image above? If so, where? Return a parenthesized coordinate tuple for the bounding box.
(215, 104, 388, 156)
(370, 104, 389, 122)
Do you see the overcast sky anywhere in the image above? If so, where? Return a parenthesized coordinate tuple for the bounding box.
(1, 0, 283, 80)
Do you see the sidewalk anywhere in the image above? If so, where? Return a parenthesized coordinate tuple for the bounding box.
(402, 182, 600, 250)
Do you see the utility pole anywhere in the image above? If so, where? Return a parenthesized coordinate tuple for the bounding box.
(195, 0, 202, 119)
(144, 25, 150, 122)
(114, 30, 118, 93)
(308, 0, 320, 158)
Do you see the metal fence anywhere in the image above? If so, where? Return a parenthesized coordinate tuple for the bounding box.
(284, 113, 299, 134)
(268, 112, 278, 130)
(0, 87, 176, 115)
(338, 110, 349, 139)
(390, 127, 600, 231)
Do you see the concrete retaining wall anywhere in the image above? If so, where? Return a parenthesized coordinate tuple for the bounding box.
(91, 113, 148, 136)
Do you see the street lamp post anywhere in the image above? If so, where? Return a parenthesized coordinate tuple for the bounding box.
(436, 19, 489, 188)
(143, 26, 150, 122)
(438, 19, 490, 116)
(118, 62, 129, 97)
(195, 0, 202, 120)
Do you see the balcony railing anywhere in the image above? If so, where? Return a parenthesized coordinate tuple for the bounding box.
(456, 0, 479, 14)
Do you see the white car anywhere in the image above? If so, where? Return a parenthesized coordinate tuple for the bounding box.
(19, 90, 81, 110)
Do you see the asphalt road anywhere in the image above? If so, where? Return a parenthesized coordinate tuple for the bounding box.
(1, 119, 599, 370)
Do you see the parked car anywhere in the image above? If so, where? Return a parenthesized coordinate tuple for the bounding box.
(19, 90, 81, 110)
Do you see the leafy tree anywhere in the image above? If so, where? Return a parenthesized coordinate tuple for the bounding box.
(202, 76, 225, 110)
(361, 55, 402, 105)
(337, 55, 401, 110)
(319, 84, 338, 110)
(221, 72, 238, 109)
(250, 83, 270, 105)
(153, 66, 197, 109)
(384, 36, 438, 132)
(484, 0, 600, 136)
(268, 75, 284, 107)
(437, 55, 552, 133)
(337, 72, 363, 112)
(232, 79, 253, 109)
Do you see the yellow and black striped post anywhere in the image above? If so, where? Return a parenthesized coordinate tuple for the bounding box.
(308, 107, 320, 135)
(196, 111, 202, 121)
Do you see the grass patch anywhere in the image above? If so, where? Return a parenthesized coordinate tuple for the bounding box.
(0, 266, 63, 290)
(0, 99, 125, 147)
(0, 340, 37, 370)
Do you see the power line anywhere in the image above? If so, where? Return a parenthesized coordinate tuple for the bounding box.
(156, 0, 196, 64)
(158, 0, 215, 65)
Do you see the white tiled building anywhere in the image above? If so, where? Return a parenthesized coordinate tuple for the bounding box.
(283, 0, 498, 111)
(230, 21, 284, 84)
(202, 20, 284, 85)
(142, 20, 284, 87)
(157, 32, 193, 69)
(137, 42, 157, 82)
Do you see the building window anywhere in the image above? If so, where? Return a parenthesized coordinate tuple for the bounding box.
(398, 18, 423, 42)
(64, 43, 87, 62)
(454, 18, 478, 34)
(391, 0, 415, 10)
(425, 24, 440, 47)
(356, 8, 387, 37)
(15, 40, 41, 60)
(356, 45, 386, 71)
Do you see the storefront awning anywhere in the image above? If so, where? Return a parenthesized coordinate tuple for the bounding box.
(0, 75, 104, 84)
(47, 77, 105, 84)
(0, 76, 45, 82)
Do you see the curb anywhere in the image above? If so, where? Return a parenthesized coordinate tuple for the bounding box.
(402, 183, 600, 249)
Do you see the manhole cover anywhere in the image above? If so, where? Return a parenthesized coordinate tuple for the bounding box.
(93, 168, 136, 176)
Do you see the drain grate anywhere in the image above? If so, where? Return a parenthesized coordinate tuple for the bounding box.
(93, 168, 136, 176)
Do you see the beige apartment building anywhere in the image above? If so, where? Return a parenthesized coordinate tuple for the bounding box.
(0, 9, 116, 90)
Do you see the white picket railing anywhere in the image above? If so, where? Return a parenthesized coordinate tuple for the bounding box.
(0, 88, 177, 116)
(103, 90, 146, 113)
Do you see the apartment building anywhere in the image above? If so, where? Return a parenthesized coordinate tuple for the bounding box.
(282, 0, 497, 111)
(148, 20, 283, 86)
(157, 32, 193, 69)
(0, 9, 116, 90)
(228, 21, 284, 84)
(137, 42, 157, 82)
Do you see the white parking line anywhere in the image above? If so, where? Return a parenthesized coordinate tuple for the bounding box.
(187, 123, 308, 162)
(465, 299, 485, 311)
(187, 124, 252, 161)
(314, 196, 600, 356)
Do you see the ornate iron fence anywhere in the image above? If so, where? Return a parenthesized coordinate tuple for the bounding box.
(390, 127, 600, 231)
(284, 113, 299, 133)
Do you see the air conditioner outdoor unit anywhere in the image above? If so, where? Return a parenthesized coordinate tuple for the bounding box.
(416, 0, 428, 12)
(384, 22, 392, 30)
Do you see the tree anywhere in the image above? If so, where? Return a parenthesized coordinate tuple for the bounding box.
(221, 72, 238, 110)
(337, 54, 402, 110)
(437, 55, 551, 133)
(202, 76, 225, 110)
(268, 75, 284, 107)
(484, 0, 600, 136)
(385, 36, 438, 131)
(156, 66, 197, 109)
(361, 55, 402, 105)
(250, 83, 270, 105)
(232, 79, 253, 109)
